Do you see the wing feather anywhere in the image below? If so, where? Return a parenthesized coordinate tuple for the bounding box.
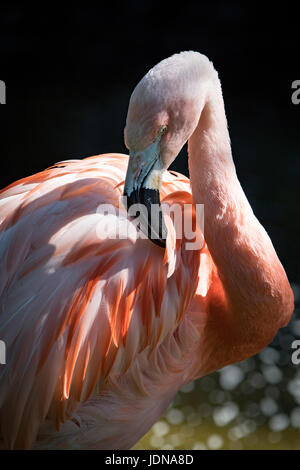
(0, 153, 201, 448)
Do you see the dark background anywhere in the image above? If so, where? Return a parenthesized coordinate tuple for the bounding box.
(0, 1, 299, 284)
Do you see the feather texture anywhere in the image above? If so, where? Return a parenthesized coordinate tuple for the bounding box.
(0, 153, 202, 449)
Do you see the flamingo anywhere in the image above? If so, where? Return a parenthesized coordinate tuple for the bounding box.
(0, 51, 294, 450)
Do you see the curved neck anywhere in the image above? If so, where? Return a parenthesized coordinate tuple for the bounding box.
(187, 76, 293, 329)
(188, 77, 248, 243)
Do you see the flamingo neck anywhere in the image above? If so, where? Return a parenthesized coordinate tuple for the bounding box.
(187, 77, 292, 321)
(188, 77, 249, 256)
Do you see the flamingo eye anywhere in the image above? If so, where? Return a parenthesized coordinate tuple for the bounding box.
(159, 125, 168, 136)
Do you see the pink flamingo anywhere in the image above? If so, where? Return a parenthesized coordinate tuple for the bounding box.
(0, 51, 294, 449)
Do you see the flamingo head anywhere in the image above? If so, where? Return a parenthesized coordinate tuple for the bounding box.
(123, 51, 215, 247)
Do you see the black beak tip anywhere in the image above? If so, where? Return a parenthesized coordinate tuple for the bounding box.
(123, 188, 167, 249)
(150, 237, 166, 248)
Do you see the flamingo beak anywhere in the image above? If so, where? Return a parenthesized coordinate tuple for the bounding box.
(123, 139, 167, 248)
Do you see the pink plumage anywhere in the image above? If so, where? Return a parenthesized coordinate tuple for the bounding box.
(0, 52, 294, 449)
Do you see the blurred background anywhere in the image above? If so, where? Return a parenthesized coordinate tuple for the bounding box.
(0, 1, 299, 450)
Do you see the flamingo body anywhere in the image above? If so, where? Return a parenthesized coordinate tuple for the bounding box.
(0, 153, 207, 449)
(0, 51, 294, 449)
